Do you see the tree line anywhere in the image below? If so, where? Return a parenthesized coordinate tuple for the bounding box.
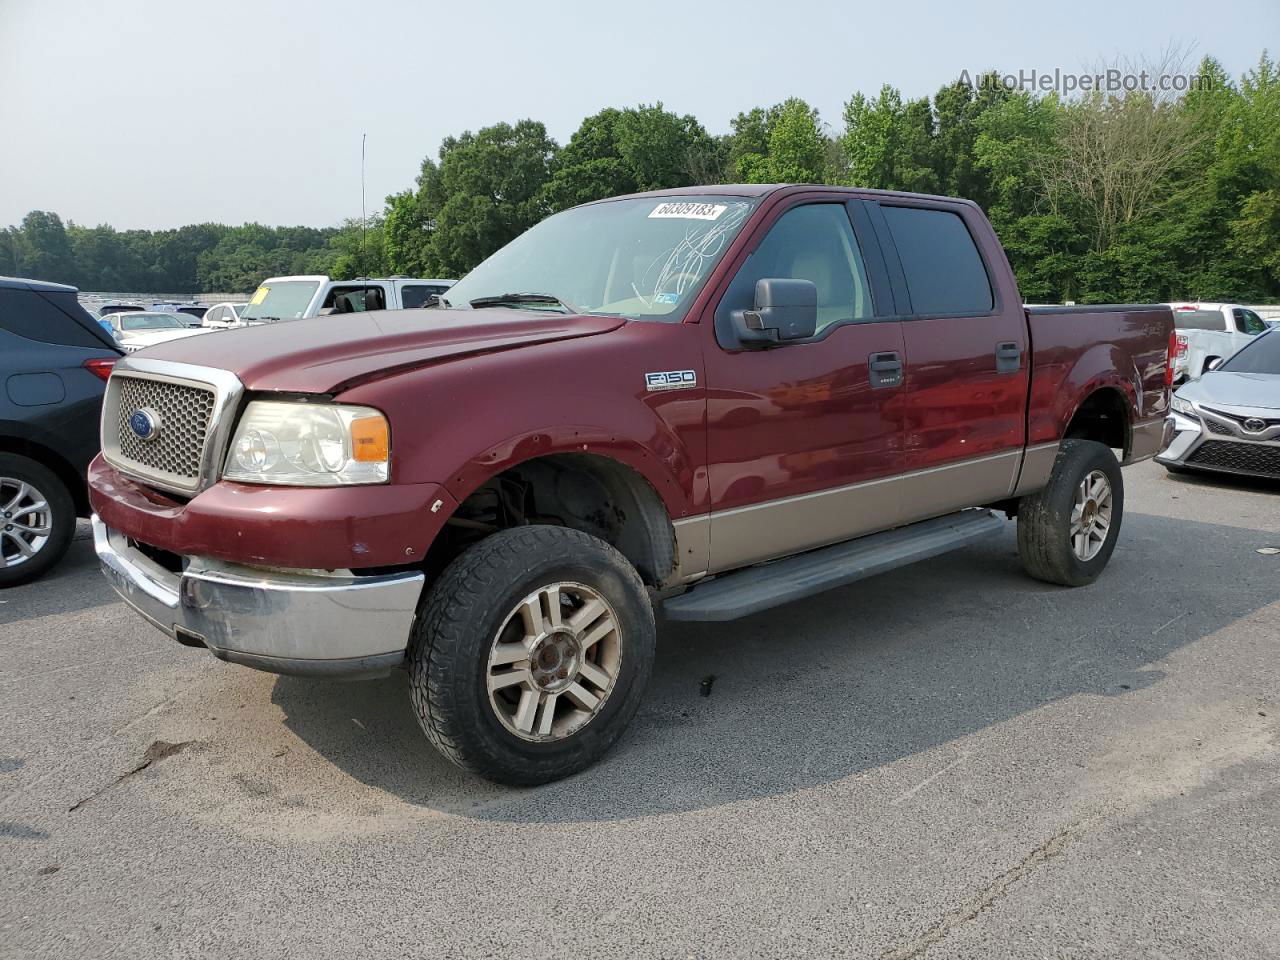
(4, 51, 1277, 303)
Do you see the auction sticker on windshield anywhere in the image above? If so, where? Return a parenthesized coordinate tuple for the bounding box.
(249, 286, 269, 305)
(648, 202, 727, 220)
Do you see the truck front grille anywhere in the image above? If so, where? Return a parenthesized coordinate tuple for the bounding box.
(1187, 440, 1280, 478)
(104, 374, 219, 492)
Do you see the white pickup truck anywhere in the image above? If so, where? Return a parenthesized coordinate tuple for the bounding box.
(239, 275, 456, 324)
(1170, 302, 1270, 382)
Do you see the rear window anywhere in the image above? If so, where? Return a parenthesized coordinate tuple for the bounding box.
(1173, 309, 1224, 331)
(881, 206, 993, 315)
(0, 288, 114, 349)
(1221, 331, 1280, 374)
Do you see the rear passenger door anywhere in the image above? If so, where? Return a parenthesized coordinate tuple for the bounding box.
(873, 201, 1029, 522)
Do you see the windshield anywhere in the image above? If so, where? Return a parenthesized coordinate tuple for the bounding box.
(1220, 331, 1280, 374)
(119, 313, 185, 331)
(443, 196, 758, 321)
(240, 280, 320, 321)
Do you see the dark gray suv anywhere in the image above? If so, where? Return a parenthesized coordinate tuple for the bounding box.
(0, 277, 120, 586)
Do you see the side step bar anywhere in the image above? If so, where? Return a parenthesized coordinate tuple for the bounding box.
(662, 509, 1006, 622)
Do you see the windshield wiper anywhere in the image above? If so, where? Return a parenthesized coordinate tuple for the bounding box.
(468, 292, 580, 314)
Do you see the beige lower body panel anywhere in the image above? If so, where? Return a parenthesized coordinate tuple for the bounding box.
(680, 450, 1026, 575)
(1125, 417, 1165, 465)
(1011, 441, 1061, 497)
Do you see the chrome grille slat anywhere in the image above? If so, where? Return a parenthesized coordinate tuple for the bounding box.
(114, 377, 215, 481)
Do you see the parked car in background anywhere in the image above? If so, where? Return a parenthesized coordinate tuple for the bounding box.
(89, 184, 1172, 783)
(200, 302, 251, 329)
(1169, 302, 1269, 382)
(1157, 329, 1280, 480)
(102, 311, 212, 352)
(0, 277, 120, 586)
(150, 302, 210, 327)
(238, 275, 456, 323)
(95, 301, 146, 317)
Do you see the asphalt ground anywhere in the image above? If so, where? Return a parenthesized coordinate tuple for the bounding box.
(2, 458, 1278, 959)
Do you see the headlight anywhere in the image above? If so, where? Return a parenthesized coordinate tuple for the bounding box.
(1170, 395, 1197, 418)
(223, 401, 390, 486)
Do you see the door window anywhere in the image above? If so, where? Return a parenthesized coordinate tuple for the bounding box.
(1234, 308, 1268, 335)
(880, 206, 993, 315)
(324, 285, 387, 313)
(717, 204, 874, 336)
(400, 284, 449, 309)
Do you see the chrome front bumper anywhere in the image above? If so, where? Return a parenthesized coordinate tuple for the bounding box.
(92, 516, 424, 679)
(1154, 406, 1280, 478)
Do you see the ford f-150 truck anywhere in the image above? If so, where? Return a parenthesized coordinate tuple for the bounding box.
(88, 185, 1174, 784)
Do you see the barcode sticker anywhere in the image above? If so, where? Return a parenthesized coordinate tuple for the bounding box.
(648, 202, 727, 221)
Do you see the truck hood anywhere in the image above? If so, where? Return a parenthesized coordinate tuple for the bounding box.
(137, 309, 627, 393)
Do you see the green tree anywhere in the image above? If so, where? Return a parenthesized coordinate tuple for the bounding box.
(13, 211, 76, 284)
(543, 104, 720, 211)
(732, 98, 829, 184)
(423, 119, 558, 276)
(840, 85, 936, 192)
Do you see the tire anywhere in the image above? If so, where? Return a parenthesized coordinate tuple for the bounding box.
(1016, 439, 1124, 587)
(0, 453, 76, 588)
(409, 525, 656, 785)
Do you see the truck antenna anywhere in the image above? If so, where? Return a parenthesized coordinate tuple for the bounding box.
(361, 132, 370, 306)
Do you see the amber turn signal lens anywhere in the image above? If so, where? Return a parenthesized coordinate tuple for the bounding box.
(350, 415, 389, 462)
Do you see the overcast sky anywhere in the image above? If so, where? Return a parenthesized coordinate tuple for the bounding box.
(0, 0, 1274, 230)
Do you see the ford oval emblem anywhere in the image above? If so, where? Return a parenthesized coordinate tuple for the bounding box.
(128, 408, 161, 441)
(1243, 417, 1267, 433)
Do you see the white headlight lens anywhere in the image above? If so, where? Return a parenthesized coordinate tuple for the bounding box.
(224, 401, 389, 485)
(1170, 395, 1197, 417)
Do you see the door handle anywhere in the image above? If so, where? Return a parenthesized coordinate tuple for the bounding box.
(869, 351, 903, 389)
(995, 341, 1022, 374)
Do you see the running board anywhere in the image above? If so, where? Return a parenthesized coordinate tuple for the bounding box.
(662, 509, 1006, 622)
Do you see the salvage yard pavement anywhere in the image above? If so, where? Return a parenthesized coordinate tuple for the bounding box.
(1, 460, 1278, 959)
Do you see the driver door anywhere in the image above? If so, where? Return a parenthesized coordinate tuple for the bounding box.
(700, 201, 906, 572)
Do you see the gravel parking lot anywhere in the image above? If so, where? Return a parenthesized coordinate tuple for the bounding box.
(2, 459, 1278, 959)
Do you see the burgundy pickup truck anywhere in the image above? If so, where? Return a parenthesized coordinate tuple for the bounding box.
(89, 185, 1173, 784)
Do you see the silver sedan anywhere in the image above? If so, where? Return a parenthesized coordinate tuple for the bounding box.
(1156, 330, 1280, 480)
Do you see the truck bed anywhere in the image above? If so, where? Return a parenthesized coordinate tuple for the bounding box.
(1023, 304, 1173, 453)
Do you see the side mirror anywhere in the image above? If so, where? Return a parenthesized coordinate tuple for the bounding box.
(731, 278, 818, 346)
(1206, 357, 1223, 371)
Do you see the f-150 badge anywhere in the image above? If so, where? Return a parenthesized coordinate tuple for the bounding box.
(645, 370, 697, 391)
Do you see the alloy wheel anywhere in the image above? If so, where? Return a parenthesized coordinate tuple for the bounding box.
(0, 478, 54, 569)
(1069, 469, 1113, 562)
(486, 581, 622, 742)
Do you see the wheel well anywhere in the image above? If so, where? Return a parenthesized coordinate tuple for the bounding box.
(1064, 389, 1129, 457)
(426, 454, 677, 589)
(0, 436, 89, 516)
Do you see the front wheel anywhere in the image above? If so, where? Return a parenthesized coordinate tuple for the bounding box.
(1016, 439, 1124, 587)
(0, 454, 76, 588)
(409, 525, 656, 785)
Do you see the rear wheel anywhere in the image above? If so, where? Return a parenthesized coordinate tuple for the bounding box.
(409, 525, 656, 785)
(1017, 440, 1124, 587)
(0, 454, 76, 588)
